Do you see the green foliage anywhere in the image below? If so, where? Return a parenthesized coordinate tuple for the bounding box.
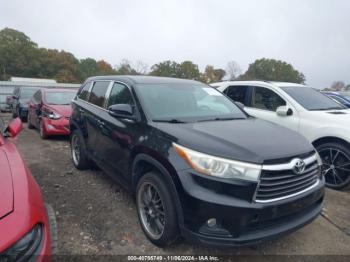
(0, 28, 117, 83)
(0, 28, 39, 80)
(149, 60, 181, 77)
(149, 60, 200, 80)
(240, 58, 305, 84)
(78, 58, 98, 80)
(115, 59, 138, 75)
(178, 61, 200, 80)
(0, 28, 307, 85)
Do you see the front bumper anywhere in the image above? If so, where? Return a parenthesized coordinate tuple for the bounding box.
(177, 171, 325, 247)
(42, 117, 70, 136)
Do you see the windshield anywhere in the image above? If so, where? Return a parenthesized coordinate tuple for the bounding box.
(134, 83, 246, 122)
(45, 91, 76, 105)
(331, 95, 350, 104)
(21, 89, 38, 99)
(280, 86, 345, 111)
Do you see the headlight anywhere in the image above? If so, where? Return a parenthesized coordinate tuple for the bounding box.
(2, 225, 42, 261)
(48, 112, 61, 120)
(173, 143, 261, 181)
(43, 107, 61, 120)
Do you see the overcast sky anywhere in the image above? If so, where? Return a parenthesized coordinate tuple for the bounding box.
(1, 0, 349, 87)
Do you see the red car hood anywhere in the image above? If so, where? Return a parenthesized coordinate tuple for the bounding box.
(47, 105, 72, 118)
(0, 149, 14, 219)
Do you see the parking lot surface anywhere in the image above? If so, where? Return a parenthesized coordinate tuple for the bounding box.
(5, 114, 350, 256)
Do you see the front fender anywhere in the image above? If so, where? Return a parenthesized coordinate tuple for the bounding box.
(309, 126, 350, 144)
(132, 153, 185, 226)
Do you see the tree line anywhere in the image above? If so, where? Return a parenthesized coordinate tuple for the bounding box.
(0, 28, 306, 84)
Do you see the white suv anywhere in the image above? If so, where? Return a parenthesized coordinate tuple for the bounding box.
(213, 81, 350, 189)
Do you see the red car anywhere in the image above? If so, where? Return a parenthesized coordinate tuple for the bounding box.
(28, 89, 77, 139)
(0, 117, 56, 261)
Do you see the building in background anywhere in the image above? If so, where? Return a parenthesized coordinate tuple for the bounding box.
(0, 77, 80, 112)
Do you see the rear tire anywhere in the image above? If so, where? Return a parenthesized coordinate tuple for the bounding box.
(136, 171, 179, 247)
(70, 129, 91, 170)
(316, 142, 350, 190)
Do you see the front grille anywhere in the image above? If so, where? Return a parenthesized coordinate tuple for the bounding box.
(255, 155, 320, 202)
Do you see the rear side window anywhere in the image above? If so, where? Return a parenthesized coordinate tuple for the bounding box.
(78, 82, 92, 101)
(252, 86, 286, 111)
(225, 86, 248, 105)
(89, 81, 110, 107)
(33, 90, 42, 103)
(107, 83, 134, 107)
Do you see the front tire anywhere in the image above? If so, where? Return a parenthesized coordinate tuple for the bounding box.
(136, 172, 179, 247)
(316, 142, 350, 190)
(70, 129, 91, 170)
(40, 122, 48, 139)
(28, 115, 34, 129)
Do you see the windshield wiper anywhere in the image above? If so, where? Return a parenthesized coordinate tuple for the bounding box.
(197, 117, 245, 122)
(153, 119, 188, 123)
(312, 107, 344, 111)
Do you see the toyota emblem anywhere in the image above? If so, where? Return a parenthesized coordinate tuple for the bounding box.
(292, 158, 306, 175)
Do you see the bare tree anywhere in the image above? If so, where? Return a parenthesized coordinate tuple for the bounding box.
(331, 81, 345, 91)
(225, 61, 242, 81)
(134, 60, 149, 75)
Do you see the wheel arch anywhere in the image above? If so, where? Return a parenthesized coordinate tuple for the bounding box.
(69, 120, 79, 133)
(131, 150, 184, 226)
(312, 136, 350, 149)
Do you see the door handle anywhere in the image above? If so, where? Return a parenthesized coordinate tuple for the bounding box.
(79, 108, 85, 113)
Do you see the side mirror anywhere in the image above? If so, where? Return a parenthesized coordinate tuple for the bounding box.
(12, 95, 18, 100)
(235, 102, 245, 110)
(108, 104, 136, 119)
(6, 118, 23, 138)
(276, 106, 293, 116)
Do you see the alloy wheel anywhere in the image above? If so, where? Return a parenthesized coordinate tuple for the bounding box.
(71, 134, 80, 165)
(319, 147, 350, 188)
(137, 182, 165, 239)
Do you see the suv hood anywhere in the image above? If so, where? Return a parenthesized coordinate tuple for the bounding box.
(311, 109, 350, 124)
(0, 149, 14, 219)
(156, 118, 313, 164)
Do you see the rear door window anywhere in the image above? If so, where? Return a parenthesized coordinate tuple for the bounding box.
(33, 90, 42, 104)
(88, 81, 110, 108)
(225, 86, 249, 105)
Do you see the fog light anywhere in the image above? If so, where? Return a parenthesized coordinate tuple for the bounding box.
(207, 218, 217, 228)
(47, 124, 54, 130)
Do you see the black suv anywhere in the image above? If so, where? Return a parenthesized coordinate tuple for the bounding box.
(11, 86, 40, 121)
(70, 76, 325, 247)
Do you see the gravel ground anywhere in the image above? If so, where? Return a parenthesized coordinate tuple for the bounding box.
(3, 113, 350, 259)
